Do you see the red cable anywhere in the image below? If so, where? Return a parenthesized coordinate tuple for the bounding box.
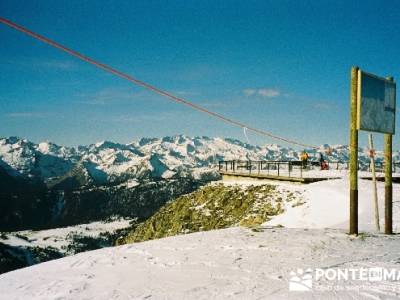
(0, 16, 317, 149)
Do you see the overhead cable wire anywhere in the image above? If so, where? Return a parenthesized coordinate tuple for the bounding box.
(0, 17, 317, 149)
(243, 127, 250, 144)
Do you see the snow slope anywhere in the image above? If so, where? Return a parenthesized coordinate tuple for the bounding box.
(1, 226, 400, 299)
(265, 176, 400, 232)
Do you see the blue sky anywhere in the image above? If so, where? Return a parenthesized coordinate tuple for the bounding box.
(1, 0, 400, 149)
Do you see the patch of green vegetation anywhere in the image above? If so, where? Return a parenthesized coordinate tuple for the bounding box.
(118, 183, 298, 244)
(0, 243, 26, 274)
(291, 199, 306, 207)
(358, 232, 370, 241)
(63, 233, 110, 254)
(251, 227, 264, 233)
(64, 221, 139, 255)
(30, 246, 63, 262)
(15, 233, 29, 241)
(0, 243, 63, 275)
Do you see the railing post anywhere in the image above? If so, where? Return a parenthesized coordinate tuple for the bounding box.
(288, 162, 291, 177)
(278, 163, 280, 177)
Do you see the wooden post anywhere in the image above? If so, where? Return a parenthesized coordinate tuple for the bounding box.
(349, 66, 359, 235)
(368, 134, 380, 232)
(300, 162, 303, 178)
(384, 76, 394, 234)
(384, 134, 393, 234)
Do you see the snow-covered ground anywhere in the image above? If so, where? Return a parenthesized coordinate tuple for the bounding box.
(1, 219, 132, 253)
(1, 177, 400, 299)
(1, 226, 400, 299)
(265, 176, 400, 232)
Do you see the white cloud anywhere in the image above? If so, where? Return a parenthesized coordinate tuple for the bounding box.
(243, 89, 257, 97)
(258, 88, 280, 98)
(175, 90, 199, 96)
(202, 101, 231, 108)
(109, 112, 180, 123)
(77, 87, 140, 105)
(243, 88, 280, 98)
(5, 112, 48, 118)
(37, 60, 77, 70)
(311, 101, 336, 110)
(1, 58, 78, 71)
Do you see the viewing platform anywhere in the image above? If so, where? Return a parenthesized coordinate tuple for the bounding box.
(218, 160, 342, 183)
(218, 160, 400, 184)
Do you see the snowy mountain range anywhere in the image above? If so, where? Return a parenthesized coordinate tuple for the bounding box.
(0, 135, 393, 187)
(1, 135, 398, 231)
